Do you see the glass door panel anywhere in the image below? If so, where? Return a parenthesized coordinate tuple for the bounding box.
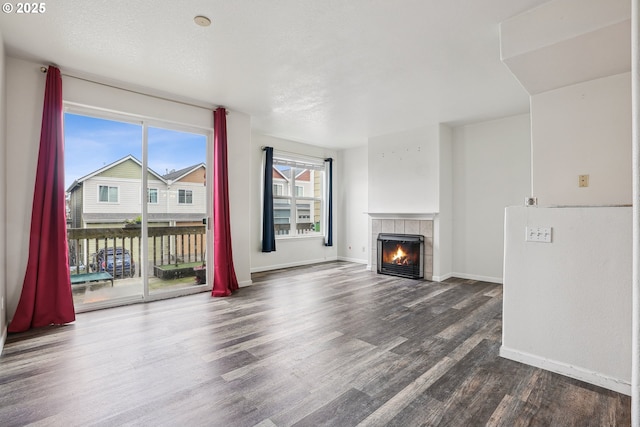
(146, 126, 208, 295)
(65, 112, 144, 309)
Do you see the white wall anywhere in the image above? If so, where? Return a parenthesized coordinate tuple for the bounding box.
(337, 146, 368, 264)
(452, 114, 531, 283)
(251, 133, 338, 272)
(531, 72, 631, 206)
(5, 57, 44, 321)
(63, 74, 212, 129)
(4, 57, 253, 320)
(434, 124, 453, 281)
(366, 124, 454, 280)
(0, 31, 7, 352)
(367, 125, 440, 214)
(501, 53, 631, 396)
(502, 206, 631, 395)
(226, 111, 252, 287)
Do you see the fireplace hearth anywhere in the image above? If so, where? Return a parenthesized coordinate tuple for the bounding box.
(377, 233, 424, 279)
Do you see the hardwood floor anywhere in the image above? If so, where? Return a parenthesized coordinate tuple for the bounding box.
(0, 261, 630, 426)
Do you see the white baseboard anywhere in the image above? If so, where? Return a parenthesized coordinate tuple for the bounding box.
(337, 256, 367, 264)
(432, 273, 453, 282)
(0, 325, 7, 357)
(451, 272, 503, 284)
(500, 345, 631, 396)
(251, 257, 339, 273)
(238, 279, 252, 288)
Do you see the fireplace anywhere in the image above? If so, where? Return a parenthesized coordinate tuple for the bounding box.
(377, 233, 424, 279)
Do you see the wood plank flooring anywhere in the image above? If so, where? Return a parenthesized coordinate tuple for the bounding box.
(0, 261, 631, 426)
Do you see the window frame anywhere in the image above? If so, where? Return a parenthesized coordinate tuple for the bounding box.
(147, 188, 159, 204)
(98, 185, 119, 203)
(178, 189, 193, 205)
(273, 183, 284, 196)
(271, 154, 324, 239)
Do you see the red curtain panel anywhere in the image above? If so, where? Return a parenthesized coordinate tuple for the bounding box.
(9, 66, 75, 332)
(212, 107, 239, 297)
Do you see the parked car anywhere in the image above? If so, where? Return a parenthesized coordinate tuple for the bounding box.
(91, 248, 135, 278)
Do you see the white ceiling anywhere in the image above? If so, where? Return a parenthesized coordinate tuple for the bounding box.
(0, 0, 551, 149)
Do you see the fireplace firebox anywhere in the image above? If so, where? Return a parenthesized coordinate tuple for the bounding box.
(377, 233, 424, 279)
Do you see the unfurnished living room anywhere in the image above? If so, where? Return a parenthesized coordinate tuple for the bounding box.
(0, 0, 637, 426)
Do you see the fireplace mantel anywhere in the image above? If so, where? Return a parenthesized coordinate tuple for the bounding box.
(366, 212, 438, 220)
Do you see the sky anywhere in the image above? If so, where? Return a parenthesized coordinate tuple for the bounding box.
(64, 113, 207, 189)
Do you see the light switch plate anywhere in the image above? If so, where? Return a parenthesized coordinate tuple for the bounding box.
(526, 226, 552, 243)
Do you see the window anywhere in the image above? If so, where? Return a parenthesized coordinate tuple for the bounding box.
(271, 154, 324, 237)
(178, 189, 193, 204)
(147, 188, 158, 204)
(98, 185, 118, 203)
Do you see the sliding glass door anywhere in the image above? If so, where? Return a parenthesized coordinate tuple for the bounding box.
(64, 110, 211, 311)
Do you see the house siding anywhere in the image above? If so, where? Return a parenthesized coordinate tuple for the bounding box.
(314, 170, 322, 225)
(70, 186, 83, 228)
(147, 179, 168, 215)
(176, 167, 205, 184)
(96, 158, 156, 181)
(167, 182, 206, 215)
(84, 177, 142, 217)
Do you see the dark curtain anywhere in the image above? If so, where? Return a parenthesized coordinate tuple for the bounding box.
(325, 157, 333, 247)
(9, 66, 75, 332)
(261, 147, 276, 252)
(212, 107, 239, 297)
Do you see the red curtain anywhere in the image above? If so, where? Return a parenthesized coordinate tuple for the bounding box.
(9, 66, 75, 332)
(212, 107, 239, 297)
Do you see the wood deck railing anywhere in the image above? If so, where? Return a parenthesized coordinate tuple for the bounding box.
(274, 222, 317, 235)
(67, 225, 206, 278)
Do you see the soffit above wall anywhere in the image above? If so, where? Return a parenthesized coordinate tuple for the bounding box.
(500, 0, 630, 95)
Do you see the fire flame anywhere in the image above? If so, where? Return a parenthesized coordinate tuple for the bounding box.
(392, 246, 405, 263)
(391, 245, 410, 265)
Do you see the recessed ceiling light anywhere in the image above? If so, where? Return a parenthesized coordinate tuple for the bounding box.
(194, 15, 211, 27)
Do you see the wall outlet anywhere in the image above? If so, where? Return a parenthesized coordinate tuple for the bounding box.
(526, 226, 552, 243)
(579, 174, 589, 187)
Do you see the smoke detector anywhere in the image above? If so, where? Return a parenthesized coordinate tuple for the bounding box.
(194, 15, 211, 27)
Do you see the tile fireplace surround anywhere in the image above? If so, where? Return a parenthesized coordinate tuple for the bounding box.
(370, 217, 434, 281)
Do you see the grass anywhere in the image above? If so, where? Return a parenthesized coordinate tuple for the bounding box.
(154, 262, 203, 271)
(148, 275, 197, 290)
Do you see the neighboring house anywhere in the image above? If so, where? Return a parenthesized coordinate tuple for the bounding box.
(271, 165, 321, 235)
(159, 163, 208, 227)
(66, 155, 207, 268)
(66, 155, 206, 228)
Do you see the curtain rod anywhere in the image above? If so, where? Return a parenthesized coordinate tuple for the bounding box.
(262, 146, 332, 162)
(40, 66, 224, 113)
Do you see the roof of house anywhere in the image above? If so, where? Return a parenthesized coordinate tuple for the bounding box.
(66, 155, 206, 193)
(163, 163, 206, 182)
(272, 167, 289, 181)
(272, 166, 311, 182)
